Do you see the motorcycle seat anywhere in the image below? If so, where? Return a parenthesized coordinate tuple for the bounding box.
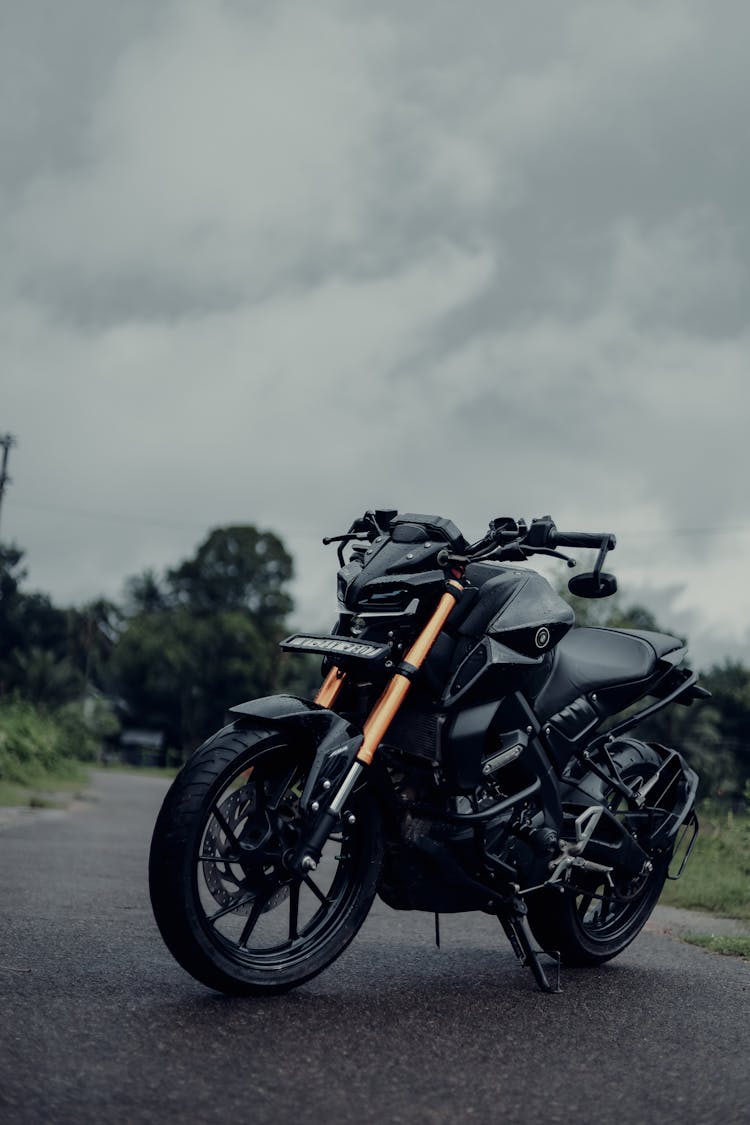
(533, 626, 684, 721)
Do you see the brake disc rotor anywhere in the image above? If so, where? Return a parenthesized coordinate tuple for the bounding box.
(202, 784, 289, 915)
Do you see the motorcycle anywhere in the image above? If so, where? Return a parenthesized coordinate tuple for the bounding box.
(149, 510, 706, 994)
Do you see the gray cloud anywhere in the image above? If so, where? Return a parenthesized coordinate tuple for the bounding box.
(3, 0, 750, 668)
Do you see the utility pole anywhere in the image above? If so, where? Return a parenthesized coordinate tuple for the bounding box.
(0, 433, 16, 539)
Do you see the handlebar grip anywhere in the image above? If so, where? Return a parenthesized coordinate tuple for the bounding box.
(549, 530, 616, 550)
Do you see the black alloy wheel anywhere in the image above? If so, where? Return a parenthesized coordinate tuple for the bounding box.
(149, 725, 382, 994)
(526, 742, 671, 966)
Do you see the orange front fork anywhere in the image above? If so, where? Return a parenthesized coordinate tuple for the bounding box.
(297, 577, 464, 871)
(315, 665, 347, 709)
(357, 578, 464, 765)
(312, 580, 463, 720)
(313, 577, 463, 763)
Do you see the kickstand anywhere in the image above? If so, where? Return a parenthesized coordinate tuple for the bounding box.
(498, 902, 561, 994)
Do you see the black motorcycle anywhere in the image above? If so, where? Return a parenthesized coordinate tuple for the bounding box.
(149, 510, 706, 993)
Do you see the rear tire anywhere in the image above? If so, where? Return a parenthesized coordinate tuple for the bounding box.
(149, 724, 382, 994)
(526, 742, 670, 966)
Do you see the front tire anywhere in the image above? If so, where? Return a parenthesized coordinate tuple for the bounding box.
(149, 724, 382, 994)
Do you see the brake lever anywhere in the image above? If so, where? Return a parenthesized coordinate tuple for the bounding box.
(322, 532, 371, 567)
(523, 546, 577, 568)
(437, 538, 523, 567)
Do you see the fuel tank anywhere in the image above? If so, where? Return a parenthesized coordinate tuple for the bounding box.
(464, 562, 574, 652)
(441, 563, 574, 708)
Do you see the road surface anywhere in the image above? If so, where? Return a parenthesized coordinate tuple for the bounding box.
(0, 771, 747, 1124)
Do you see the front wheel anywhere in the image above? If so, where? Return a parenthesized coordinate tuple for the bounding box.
(149, 724, 383, 994)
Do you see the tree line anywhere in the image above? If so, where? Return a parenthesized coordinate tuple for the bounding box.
(0, 524, 748, 798)
(0, 526, 314, 764)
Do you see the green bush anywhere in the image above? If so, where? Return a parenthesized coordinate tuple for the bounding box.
(0, 700, 94, 785)
(55, 700, 115, 762)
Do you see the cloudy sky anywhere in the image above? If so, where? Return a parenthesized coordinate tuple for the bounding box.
(3, 0, 750, 669)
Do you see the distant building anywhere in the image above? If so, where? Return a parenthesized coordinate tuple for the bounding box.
(118, 728, 165, 767)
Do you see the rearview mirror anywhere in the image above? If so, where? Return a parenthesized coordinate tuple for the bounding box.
(568, 572, 618, 599)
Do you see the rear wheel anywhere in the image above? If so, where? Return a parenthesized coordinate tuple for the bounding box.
(527, 742, 670, 966)
(149, 725, 382, 994)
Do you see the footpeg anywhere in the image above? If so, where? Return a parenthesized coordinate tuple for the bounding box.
(546, 805, 615, 886)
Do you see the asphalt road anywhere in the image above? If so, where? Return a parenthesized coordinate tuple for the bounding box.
(1, 771, 748, 1125)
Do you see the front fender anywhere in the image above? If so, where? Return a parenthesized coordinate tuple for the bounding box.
(228, 694, 364, 813)
(228, 694, 358, 744)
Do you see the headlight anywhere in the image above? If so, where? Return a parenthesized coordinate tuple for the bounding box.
(349, 615, 367, 636)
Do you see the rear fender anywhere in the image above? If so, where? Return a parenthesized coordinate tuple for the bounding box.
(645, 743, 699, 847)
(565, 737, 699, 852)
(228, 694, 364, 813)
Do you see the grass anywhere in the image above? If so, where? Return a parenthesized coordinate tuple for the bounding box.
(659, 805, 750, 921)
(0, 768, 89, 810)
(682, 934, 750, 960)
(0, 779, 39, 807)
(0, 763, 178, 808)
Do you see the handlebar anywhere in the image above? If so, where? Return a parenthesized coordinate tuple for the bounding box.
(493, 516, 615, 554)
(458, 515, 616, 564)
(326, 511, 616, 568)
(548, 529, 616, 551)
(432, 514, 620, 594)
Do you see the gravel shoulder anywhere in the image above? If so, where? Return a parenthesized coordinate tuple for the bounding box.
(646, 904, 750, 939)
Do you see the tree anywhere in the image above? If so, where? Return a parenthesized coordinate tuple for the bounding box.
(0, 545, 74, 699)
(65, 599, 122, 692)
(112, 524, 296, 753)
(112, 606, 277, 751)
(167, 526, 293, 629)
(11, 647, 85, 706)
(0, 546, 30, 690)
(696, 661, 750, 797)
(0, 525, 298, 760)
(123, 569, 168, 616)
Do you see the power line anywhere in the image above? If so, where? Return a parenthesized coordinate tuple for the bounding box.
(624, 526, 750, 539)
(8, 495, 750, 542)
(12, 498, 207, 533)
